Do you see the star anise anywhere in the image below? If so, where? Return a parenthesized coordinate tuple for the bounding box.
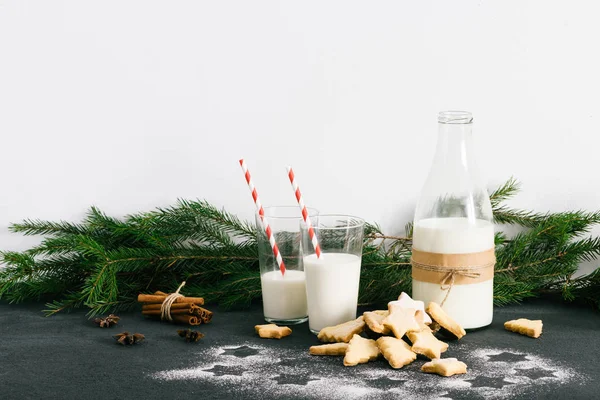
(94, 314, 120, 328)
(113, 332, 145, 345)
(177, 329, 204, 342)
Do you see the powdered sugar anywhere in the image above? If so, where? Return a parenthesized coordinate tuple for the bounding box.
(152, 342, 584, 399)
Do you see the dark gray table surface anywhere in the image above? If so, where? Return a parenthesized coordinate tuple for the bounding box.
(1, 298, 598, 400)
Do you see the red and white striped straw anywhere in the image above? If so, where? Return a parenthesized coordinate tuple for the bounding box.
(239, 159, 286, 275)
(286, 166, 322, 259)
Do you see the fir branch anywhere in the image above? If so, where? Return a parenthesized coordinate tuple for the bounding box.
(489, 177, 544, 227)
(44, 293, 86, 316)
(492, 206, 544, 227)
(492, 274, 539, 306)
(10, 219, 87, 236)
(489, 177, 521, 206)
(26, 235, 85, 257)
(562, 269, 600, 308)
(130, 199, 256, 242)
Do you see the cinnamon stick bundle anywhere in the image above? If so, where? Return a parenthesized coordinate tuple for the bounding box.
(143, 312, 201, 325)
(141, 305, 212, 321)
(142, 303, 200, 312)
(141, 309, 197, 316)
(137, 294, 205, 305)
(137, 289, 210, 326)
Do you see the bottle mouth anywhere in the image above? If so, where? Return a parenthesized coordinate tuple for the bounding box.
(438, 111, 473, 124)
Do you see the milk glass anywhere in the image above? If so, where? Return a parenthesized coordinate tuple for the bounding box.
(412, 111, 495, 329)
(301, 215, 365, 334)
(257, 206, 318, 325)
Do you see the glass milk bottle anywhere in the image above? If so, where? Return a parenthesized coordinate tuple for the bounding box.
(412, 111, 495, 329)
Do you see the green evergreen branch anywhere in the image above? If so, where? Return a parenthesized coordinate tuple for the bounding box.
(489, 177, 545, 227)
(492, 206, 544, 227)
(10, 219, 87, 236)
(489, 177, 521, 205)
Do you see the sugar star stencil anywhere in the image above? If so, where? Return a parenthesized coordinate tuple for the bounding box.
(515, 368, 557, 380)
(273, 374, 320, 386)
(466, 376, 515, 389)
(487, 351, 529, 362)
(220, 345, 259, 358)
(441, 388, 487, 400)
(152, 344, 583, 400)
(277, 357, 331, 368)
(202, 364, 246, 377)
(366, 377, 406, 390)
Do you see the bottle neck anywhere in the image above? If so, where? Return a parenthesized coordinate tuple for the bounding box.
(414, 111, 493, 224)
(434, 122, 475, 171)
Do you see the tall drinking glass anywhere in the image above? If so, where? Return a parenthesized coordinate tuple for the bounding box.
(301, 215, 365, 334)
(257, 206, 318, 325)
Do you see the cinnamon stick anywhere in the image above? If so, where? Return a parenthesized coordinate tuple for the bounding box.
(142, 303, 200, 312)
(142, 312, 201, 325)
(142, 305, 212, 321)
(141, 309, 197, 316)
(196, 307, 213, 324)
(137, 294, 204, 305)
(172, 315, 201, 325)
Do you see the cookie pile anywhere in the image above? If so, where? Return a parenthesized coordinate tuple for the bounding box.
(309, 292, 468, 377)
(252, 292, 544, 376)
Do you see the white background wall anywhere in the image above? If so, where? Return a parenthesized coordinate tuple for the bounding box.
(1, 1, 598, 273)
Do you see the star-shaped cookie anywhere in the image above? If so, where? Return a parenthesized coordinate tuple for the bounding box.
(376, 336, 417, 369)
(255, 324, 292, 339)
(343, 334, 380, 366)
(309, 343, 349, 356)
(317, 316, 365, 343)
(421, 358, 467, 377)
(382, 304, 421, 339)
(363, 311, 391, 334)
(426, 302, 466, 340)
(407, 329, 449, 359)
(504, 318, 543, 338)
(391, 292, 432, 324)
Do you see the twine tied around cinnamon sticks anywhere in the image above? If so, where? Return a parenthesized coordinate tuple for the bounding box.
(411, 248, 496, 307)
(137, 285, 212, 326)
(160, 281, 186, 322)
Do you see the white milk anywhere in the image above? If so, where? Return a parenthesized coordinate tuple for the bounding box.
(260, 270, 307, 321)
(304, 253, 362, 333)
(412, 217, 494, 329)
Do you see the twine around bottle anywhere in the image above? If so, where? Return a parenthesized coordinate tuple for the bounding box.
(411, 260, 494, 307)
